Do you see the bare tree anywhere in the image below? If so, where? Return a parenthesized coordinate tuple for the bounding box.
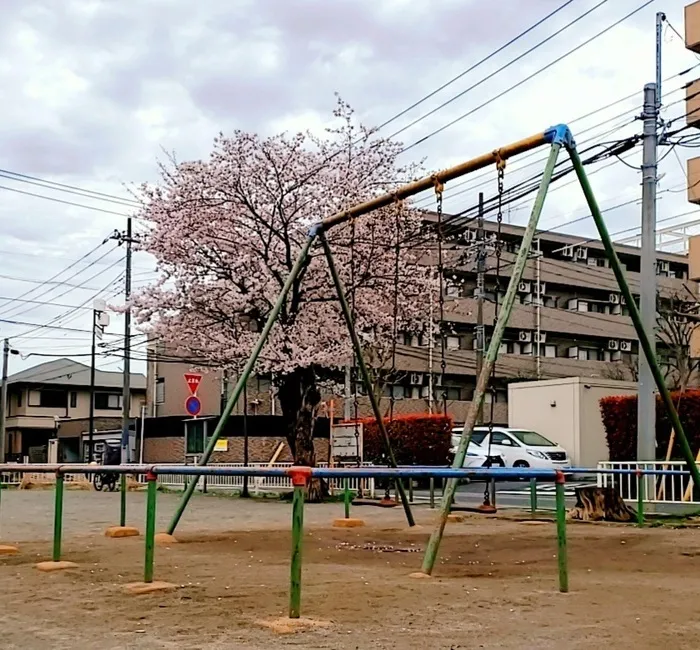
(656, 294, 700, 391)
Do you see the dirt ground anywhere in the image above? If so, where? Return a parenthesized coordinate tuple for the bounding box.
(2, 490, 700, 649)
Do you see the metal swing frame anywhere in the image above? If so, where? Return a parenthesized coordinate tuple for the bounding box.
(164, 125, 700, 576)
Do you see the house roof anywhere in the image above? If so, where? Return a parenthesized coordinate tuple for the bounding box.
(8, 359, 147, 390)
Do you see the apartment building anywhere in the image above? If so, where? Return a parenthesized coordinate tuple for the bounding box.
(146, 220, 699, 430)
(4, 358, 146, 462)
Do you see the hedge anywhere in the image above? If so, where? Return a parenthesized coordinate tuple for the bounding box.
(600, 390, 700, 461)
(362, 413, 453, 466)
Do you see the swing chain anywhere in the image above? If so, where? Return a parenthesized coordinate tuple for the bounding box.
(483, 160, 506, 508)
(434, 179, 448, 415)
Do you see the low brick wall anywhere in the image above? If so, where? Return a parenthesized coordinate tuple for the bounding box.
(143, 436, 330, 464)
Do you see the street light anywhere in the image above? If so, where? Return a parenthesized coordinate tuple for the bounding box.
(0, 339, 21, 462)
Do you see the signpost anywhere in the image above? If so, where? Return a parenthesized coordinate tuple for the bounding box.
(184, 373, 202, 417)
(184, 373, 202, 395)
(185, 395, 202, 417)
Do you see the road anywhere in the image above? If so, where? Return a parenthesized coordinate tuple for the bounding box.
(411, 478, 591, 511)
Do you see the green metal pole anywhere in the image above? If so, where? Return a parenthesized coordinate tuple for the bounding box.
(120, 474, 127, 527)
(166, 235, 316, 535)
(555, 472, 568, 593)
(408, 478, 414, 504)
(343, 478, 351, 519)
(53, 473, 65, 562)
(429, 477, 435, 509)
(318, 232, 415, 527)
(144, 472, 157, 583)
(289, 482, 306, 619)
(636, 470, 645, 527)
(422, 143, 562, 575)
(568, 146, 700, 491)
(530, 478, 538, 515)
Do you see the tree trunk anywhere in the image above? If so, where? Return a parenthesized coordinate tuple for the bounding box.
(568, 486, 636, 522)
(277, 367, 328, 502)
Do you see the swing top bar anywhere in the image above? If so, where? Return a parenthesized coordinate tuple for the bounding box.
(313, 124, 574, 234)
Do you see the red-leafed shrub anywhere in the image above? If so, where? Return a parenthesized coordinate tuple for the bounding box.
(362, 413, 452, 466)
(600, 390, 700, 461)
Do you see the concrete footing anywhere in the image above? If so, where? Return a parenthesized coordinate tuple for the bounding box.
(105, 526, 140, 538)
(155, 533, 178, 545)
(35, 561, 79, 572)
(123, 581, 177, 595)
(332, 518, 365, 528)
(0, 545, 19, 556)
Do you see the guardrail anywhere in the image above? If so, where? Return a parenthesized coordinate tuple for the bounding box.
(596, 461, 699, 505)
(0, 462, 377, 497)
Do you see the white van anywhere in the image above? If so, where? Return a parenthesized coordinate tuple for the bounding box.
(452, 426, 570, 470)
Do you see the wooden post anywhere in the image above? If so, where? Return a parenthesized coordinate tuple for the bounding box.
(555, 472, 568, 593)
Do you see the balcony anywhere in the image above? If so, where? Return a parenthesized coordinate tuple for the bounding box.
(686, 1, 700, 54)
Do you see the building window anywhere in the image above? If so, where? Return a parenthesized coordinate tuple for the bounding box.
(544, 345, 557, 358)
(94, 392, 122, 410)
(39, 389, 67, 409)
(185, 419, 206, 455)
(69, 392, 77, 408)
(155, 378, 165, 404)
(445, 335, 461, 350)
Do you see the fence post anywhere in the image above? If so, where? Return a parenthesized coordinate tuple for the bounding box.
(343, 478, 351, 519)
(144, 471, 157, 583)
(429, 477, 435, 509)
(288, 468, 310, 619)
(53, 471, 65, 562)
(555, 471, 568, 593)
(529, 478, 537, 514)
(636, 469, 645, 527)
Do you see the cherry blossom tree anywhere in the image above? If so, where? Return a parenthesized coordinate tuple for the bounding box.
(132, 99, 435, 498)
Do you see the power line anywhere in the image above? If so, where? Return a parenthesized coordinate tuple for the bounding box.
(402, 0, 656, 152)
(1, 247, 122, 319)
(0, 170, 141, 208)
(387, 0, 609, 142)
(0, 183, 134, 217)
(0, 240, 108, 312)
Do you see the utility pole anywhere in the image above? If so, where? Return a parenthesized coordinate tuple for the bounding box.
(475, 193, 485, 424)
(88, 307, 97, 462)
(656, 12, 665, 111)
(121, 217, 132, 464)
(109, 221, 136, 464)
(535, 237, 542, 380)
(638, 82, 658, 464)
(0, 339, 9, 463)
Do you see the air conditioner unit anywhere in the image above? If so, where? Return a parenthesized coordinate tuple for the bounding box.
(607, 339, 619, 350)
(534, 332, 547, 343)
(620, 296, 626, 305)
(619, 341, 632, 352)
(568, 346, 579, 359)
(587, 257, 598, 267)
(567, 298, 578, 311)
(657, 260, 670, 274)
(517, 281, 532, 293)
(464, 229, 477, 242)
(575, 247, 588, 260)
(521, 342, 533, 355)
(410, 372, 424, 385)
(609, 293, 620, 304)
(562, 245, 575, 258)
(518, 330, 532, 343)
(611, 350, 622, 362)
(445, 283, 460, 298)
(536, 281, 546, 295)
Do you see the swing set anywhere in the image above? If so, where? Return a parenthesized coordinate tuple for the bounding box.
(163, 123, 700, 577)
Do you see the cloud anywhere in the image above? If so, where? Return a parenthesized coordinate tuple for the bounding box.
(0, 0, 698, 373)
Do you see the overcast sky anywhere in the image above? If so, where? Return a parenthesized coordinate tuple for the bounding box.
(0, 0, 698, 376)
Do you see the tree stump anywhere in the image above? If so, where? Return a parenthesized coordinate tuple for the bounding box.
(568, 486, 636, 522)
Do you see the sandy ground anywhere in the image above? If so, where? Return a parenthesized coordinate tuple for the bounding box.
(2, 489, 700, 649)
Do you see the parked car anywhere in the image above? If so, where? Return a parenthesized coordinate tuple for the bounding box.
(449, 430, 505, 468)
(454, 426, 570, 470)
